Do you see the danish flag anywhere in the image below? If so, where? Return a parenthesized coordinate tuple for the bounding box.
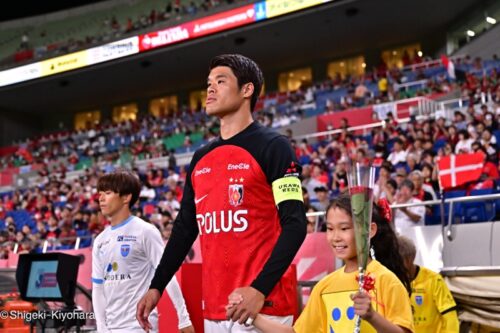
(438, 153, 484, 189)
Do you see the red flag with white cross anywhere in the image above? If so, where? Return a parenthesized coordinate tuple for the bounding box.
(437, 152, 484, 190)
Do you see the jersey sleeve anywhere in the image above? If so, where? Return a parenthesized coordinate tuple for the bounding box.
(91, 234, 109, 332)
(91, 234, 105, 285)
(262, 135, 303, 204)
(250, 135, 307, 296)
(440, 310, 460, 333)
(165, 276, 193, 329)
(380, 276, 415, 332)
(293, 280, 327, 333)
(432, 274, 458, 314)
(149, 154, 200, 294)
(144, 224, 193, 329)
(143, 223, 165, 268)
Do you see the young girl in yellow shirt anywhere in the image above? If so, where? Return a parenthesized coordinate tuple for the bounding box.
(227, 193, 414, 333)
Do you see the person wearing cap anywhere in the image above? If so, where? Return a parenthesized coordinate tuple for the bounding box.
(311, 186, 329, 212)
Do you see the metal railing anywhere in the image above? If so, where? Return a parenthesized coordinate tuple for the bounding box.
(394, 79, 428, 92)
(400, 55, 466, 72)
(390, 193, 500, 241)
(441, 266, 500, 277)
(8, 235, 94, 254)
(306, 193, 500, 240)
(295, 96, 438, 141)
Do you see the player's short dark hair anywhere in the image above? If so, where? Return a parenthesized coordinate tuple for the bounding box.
(209, 54, 264, 111)
(97, 170, 141, 208)
(398, 235, 417, 261)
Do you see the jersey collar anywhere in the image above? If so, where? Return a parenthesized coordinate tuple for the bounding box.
(111, 215, 134, 230)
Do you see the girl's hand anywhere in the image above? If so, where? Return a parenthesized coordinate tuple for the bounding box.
(225, 292, 244, 312)
(351, 291, 374, 320)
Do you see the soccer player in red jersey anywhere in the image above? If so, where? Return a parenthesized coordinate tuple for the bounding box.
(136, 54, 307, 332)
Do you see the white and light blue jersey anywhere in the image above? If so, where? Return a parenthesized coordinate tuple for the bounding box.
(92, 216, 191, 332)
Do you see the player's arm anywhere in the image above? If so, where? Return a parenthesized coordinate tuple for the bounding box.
(166, 277, 193, 330)
(254, 314, 296, 333)
(145, 226, 193, 330)
(440, 310, 459, 333)
(149, 162, 199, 294)
(250, 135, 307, 297)
(433, 275, 459, 333)
(91, 236, 110, 333)
(138, 158, 199, 330)
(92, 286, 110, 333)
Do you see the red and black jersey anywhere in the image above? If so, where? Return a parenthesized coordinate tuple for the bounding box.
(150, 122, 307, 319)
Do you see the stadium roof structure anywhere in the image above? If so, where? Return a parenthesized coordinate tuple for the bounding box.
(0, 0, 106, 22)
(0, 0, 487, 115)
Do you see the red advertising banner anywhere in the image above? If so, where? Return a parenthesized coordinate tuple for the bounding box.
(317, 106, 375, 135)
(139, 25, 191, 51)
(187, 5, 257, 38)
(139, 5, 257, 52)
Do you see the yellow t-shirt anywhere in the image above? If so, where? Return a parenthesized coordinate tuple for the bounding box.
(378, 78, 388, 92)
(294, 260, 414, 333)
(411, 266, 458, 333)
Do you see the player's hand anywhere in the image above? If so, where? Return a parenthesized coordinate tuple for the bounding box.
(226, 286, 265, 325)
(136, 289, 161, 331)
(351, 291, 374, 320)
(179, 325, 195, 333)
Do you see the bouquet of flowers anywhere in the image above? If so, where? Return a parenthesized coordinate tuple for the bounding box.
(347, 161, 376, 333)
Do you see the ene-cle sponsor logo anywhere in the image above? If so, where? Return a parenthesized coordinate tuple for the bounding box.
(195, 167, 211, 176)
(228, 163, 250, 170)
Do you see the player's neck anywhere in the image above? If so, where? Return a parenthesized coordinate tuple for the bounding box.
(219, 109, 253, 140)
(410, 264, 419, 281)
(109, 207, 132, 227)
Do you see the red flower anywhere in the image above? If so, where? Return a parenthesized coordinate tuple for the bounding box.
(356, 273, 375, 292)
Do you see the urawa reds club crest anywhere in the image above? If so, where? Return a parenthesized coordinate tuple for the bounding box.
(228, 178, 244, 206)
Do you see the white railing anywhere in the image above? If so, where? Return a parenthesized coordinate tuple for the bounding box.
(307, 193, 500, 238)
(10, 235, 94, 254)
(295, 96, 439, 141)
(394, 79, 428, 92)
(400, 55, 466, 72)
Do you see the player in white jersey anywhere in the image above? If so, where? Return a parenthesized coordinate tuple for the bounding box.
(92, 170, 194, 332)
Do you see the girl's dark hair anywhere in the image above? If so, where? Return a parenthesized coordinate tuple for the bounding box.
(327, 193, 411, 294)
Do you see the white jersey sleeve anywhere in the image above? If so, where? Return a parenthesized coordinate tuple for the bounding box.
(91, 232, 110, 332)
(145, 225, 193, 329)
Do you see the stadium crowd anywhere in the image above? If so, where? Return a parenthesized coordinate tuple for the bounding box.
(10, 0, 248, 65)
(0, 55, 499, 259)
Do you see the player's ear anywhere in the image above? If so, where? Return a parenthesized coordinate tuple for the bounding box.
(242, 83, 254, 98)
(122, 193, 132, 206)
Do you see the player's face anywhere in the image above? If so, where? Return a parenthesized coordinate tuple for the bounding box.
(326, 207, 357, 265)
(206, 66, 245, 117)
(98, 190, 125, 218)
